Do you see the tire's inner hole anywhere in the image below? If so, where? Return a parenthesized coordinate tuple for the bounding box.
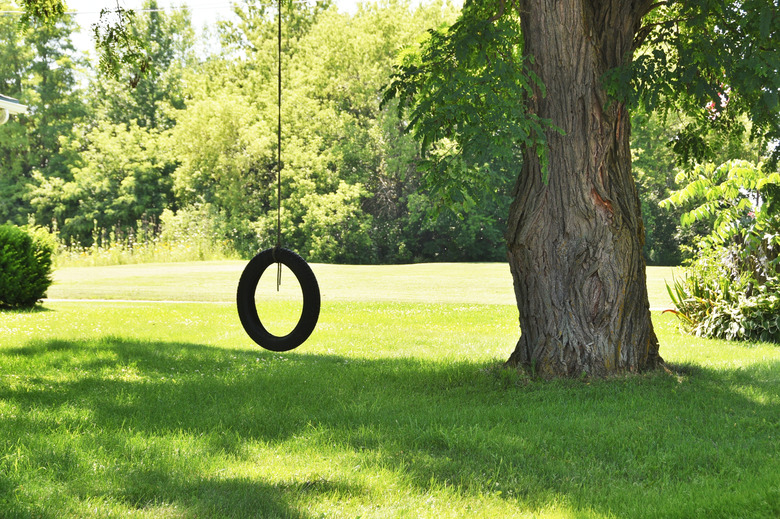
(254, 263, 304, 336)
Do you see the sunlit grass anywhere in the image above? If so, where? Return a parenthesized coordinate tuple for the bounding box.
(46, 262, 677, 308)
(1, 262, 778, 518)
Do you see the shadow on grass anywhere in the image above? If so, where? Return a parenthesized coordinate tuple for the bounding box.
(0, 304, 53, 314)
(1, 337, 779, 518)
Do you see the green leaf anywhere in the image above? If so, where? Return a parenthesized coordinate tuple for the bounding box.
(382, 0, 551, 208)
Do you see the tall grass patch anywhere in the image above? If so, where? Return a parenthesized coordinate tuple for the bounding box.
(53, 209, 240, 268)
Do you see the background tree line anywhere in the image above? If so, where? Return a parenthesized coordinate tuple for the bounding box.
(0, 0, 763, 265)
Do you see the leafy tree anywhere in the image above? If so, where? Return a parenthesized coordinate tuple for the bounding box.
(172, 1, 474, 262)
(387, 0, 779, 376)
(283, 2, 412, 261)
(28, 121, 175, 244)
(18, 0, 152, 85)
(20, 0, 195, 245)
(403, 187, 510, 262)
(23, 10, 85, 176)
(168, 1, 337, 258)
(282, 0, 506, 263)
(16, 0, 64, 26)
(284, 181, 375, 264)
(630, 110, 712, 266)
(631, 111, 686, 266)
(0, 1, 29, 96)
(171, 92, 274, 256)
(0, 2, 32, 224)
(631, 106, 766, 266)
(91, 0, 195, 130)
(0, 1, 83, 226)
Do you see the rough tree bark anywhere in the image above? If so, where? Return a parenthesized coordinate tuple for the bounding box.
(506, 0, 663, 376)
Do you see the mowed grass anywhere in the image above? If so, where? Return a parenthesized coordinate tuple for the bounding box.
(46, 262, 679, 308)
(1, 262, 778, 518)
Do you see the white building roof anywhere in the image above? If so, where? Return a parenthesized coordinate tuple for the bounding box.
(0, 94, 27, 124)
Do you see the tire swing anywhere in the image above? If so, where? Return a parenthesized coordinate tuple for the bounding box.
(236, 0, 320, 352)
(236, 247, 320, 352)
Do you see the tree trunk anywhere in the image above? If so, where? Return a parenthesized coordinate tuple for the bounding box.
(506, 0, 662, 376)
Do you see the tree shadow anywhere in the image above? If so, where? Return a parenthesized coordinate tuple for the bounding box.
(121, 470, 314, 519)
(0, 304, 53, 314)
(1, 337, 779, 517)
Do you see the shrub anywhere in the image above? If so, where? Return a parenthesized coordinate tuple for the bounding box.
(662, 160, 780, 343)
(0, 225, 56, 308)
(667, 252, 780, 343)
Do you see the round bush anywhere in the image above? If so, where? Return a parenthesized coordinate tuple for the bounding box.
(0, 225, 55, 308)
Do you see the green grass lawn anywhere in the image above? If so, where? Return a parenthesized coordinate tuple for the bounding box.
(1, 262, 777, 518)
(46, 262, 679, 308)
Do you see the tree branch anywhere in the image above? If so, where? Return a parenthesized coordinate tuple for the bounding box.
(633, 16, 686, 50)
(488, 0, 507, 23)
(640, 1, 667, 19)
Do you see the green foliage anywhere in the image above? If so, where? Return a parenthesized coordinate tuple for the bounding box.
(16, 0, 64, 27)
(631, 103, 765, 266)
(0, 4, 84, 225)
(662, 160, 780, 342)
(664, 161, 780, 252)
(666, 256, 780, 343)
(14, 0, 779, 270)
(54, 207, 237, 267)
(15, 0, 155, 94)
(92, 0, 194, 129)
(22, 2, 190, 247)
(92, 5, 151, 87)
(171, 93, 274, 223)
(23, 12, 86, 173)
(170, 1, 508, 263)
(631, 111, 688, 265)
(280, 181, 376, 264)
(157, 205, 234, 257)
(8, 0, 494, 265)
(384, 0, 552, 210)
(0, 224, 55, 308)
(403, 185, 510, 262)
(622, 0, 780, 169)
(28, 121, 175, 245)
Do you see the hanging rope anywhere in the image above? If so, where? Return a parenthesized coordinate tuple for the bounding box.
(275, 0, 283, 290)
(236, 0, 321, 352)
(276, 0, 282, 250)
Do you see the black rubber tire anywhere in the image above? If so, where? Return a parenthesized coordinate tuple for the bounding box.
(236, 247, 320, 351)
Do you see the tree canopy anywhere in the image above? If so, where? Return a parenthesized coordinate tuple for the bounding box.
(387, 0, 779, 200)
(2, 0, 773, 267)
(3, 0, 522, 263)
